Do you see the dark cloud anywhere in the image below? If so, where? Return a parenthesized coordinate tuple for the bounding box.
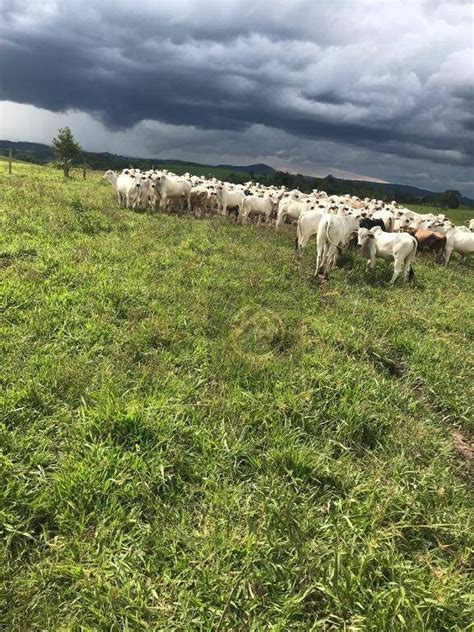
(0, 0, 473, 193)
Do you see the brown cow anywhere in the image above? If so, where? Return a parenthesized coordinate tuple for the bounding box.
(402, 227, 446, 262)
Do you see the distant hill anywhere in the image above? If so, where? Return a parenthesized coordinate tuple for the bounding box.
(0, 141, 260, 181)
(217, 163, 276, 175)
(0, 140, 53, 163)
(340, 178, 474, 206)
(1, 140, 473, 207)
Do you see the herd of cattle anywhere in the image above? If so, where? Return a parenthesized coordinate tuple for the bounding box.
(103, 168, 474, 282)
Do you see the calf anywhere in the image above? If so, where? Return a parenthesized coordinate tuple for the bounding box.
(358, 227, 417, 284)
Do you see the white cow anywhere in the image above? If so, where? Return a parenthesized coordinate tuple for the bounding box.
(216, 184, 245, 217)
(468, 219, 474, 232)
(315, 214, 360, 277)
(241, 194, 275, 225)
(358, 226, 417, 284)
(295, 210, 324, 252)
(115, 172, 140, 208)
(136, 176, 154, 209)
(276, 197, 319, 228)
(153, 175, 191, 212)
(444, 228, 474, 265)
(103, 170, 118, 189)
(103, 170, 138, 208)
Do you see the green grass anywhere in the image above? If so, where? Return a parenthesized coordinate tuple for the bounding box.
(0, 155, 28, 165)
(1, 163, 473, 630)
(0, 157, 251, 182)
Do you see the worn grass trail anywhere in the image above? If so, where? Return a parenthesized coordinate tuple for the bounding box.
(1, 164, 473, 630)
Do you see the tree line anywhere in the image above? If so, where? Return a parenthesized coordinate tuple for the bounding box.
(3, 127, 466, 209)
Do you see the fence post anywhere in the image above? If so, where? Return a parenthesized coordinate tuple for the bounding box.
(8, 147, 12, 174)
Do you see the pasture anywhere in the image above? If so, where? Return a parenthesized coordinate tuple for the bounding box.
(1, 162, 473, 630)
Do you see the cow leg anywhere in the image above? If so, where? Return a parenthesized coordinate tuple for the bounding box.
(322, 244, 331, 275)
(298, 235, 307, 252)
(314, 243, 327, 277)
(389, 258, 403, 285)
(444, 246, 453, 266)
(329, 245, 338, 269)
(314, 251, 322, 276)
(366, 256, 375, 273)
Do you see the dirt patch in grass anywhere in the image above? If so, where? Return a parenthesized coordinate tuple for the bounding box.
(366, 349, 406, 378)
(0, 254, 15, 268)
(0, 248, 38, 269)
(334, 340, 406, 379)
(452, 429, 473, 467)
(410, 378, 472, 472)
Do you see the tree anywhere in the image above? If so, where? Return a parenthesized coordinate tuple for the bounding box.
(440, 190, 461, 209)
(52, 127, 82, 177)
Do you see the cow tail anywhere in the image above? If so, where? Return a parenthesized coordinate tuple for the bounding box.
(325, 217, 332, 247)
(295, 218, 302, 251)
(408, 238, 417, 281)
(325, 217, 340, 250)
(322, 217, 333, 270)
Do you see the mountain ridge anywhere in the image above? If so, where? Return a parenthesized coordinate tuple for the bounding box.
(1, 139, 473, 206)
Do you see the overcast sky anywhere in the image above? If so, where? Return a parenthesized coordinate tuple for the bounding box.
(1, 0, 473, 193)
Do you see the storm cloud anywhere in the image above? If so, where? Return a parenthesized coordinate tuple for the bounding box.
(1, 0, 473, 192)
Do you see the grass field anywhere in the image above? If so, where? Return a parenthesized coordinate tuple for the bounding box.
(1, 162, 473, 630)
